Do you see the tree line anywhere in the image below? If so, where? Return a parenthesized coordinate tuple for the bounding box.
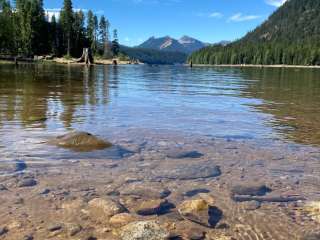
(0, 0, 120, 58)
(189, 40, 320, 66)
(189, 0, 320, 66)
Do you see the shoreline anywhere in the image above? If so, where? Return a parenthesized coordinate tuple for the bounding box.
(0, 58, 142, 66)
(191, 64, 320, 69)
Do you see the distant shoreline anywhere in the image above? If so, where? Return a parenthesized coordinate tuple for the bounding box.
(190, 64, 320, 69)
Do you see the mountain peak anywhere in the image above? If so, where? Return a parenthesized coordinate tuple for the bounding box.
(139, 35, 207, 54)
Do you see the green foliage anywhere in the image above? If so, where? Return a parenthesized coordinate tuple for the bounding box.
(121, 46, 187, 65)
(111, 29, 120, 57)
(60, 0, 74, 56)
(190, 0, 320, 66)
(0, 0, 111, 58)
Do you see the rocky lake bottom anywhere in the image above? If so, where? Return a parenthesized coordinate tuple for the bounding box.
(0, 129, 319, 240)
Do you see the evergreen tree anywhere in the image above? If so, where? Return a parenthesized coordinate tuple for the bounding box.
(86, 10, 95, 52)
(60, 0, 74, 56)
(99, 16, 111, 58)
(111, 29, 119, 57)
(73, 10, 85, 56)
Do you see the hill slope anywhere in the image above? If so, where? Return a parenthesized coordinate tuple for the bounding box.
(190, 0, 320, 65)
(139, 36, 207, 54)
(120, 46, 187, 65)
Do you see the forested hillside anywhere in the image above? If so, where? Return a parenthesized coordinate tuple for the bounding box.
(0, 0, 118, 58)
(120, 46, 187, 65)
(190, 0, 320, 65)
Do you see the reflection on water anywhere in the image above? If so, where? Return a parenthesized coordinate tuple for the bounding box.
(0, 64, 320, 161)
(240, 68, 320, 146)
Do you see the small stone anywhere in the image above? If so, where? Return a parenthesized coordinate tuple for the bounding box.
(303, 201, 320, 223)
(68, 224, 82, 236)
(231, 183, 271, 197)
(178, 199, 222, 228)
(47, 223, 63, 232)
(88, 198, 126, 217)
(240, 200, 261, 211)
(116, 220, 169, 240)
(157, 164, 221, 180)
(167, 150, 204, 159)
(120, 184, 171, 199)
(39, 188, 50, 195)
(302, 233, 320, 240)
(0, 227, 8, 236)
(23, 235, 33, 240)
(109, 213, 137, 227)
(135, 199, 173, 216)
(185, 189, 210, 197)
(171, 222, 206, 240)
(0, 184, 8, 191)
(18, 178, 37, 188)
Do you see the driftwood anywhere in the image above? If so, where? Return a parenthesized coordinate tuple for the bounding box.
(76, 48, 94, 65)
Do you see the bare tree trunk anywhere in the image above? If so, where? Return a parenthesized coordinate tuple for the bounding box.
(76, 48, 94, 65)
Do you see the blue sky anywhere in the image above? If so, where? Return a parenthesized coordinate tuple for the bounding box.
(44, 0, 286, 46)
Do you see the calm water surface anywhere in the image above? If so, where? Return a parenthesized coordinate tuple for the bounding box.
(0, 64, 319, 162)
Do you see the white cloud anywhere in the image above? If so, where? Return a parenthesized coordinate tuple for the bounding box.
(209, 12, 223, 18)
(229, 13, 261, 22)
(265, 0, 287, 7)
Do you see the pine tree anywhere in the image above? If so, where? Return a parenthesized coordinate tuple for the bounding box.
(73, 10, 85, 56)
(60, 0, 74, 56)
(111, 29, 119, 57)
(99, 16, 111, 58)
(86, 10, 95, 53)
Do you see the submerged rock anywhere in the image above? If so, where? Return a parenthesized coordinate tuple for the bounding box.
(166, 150, 204, 159)
(18, 178, 37, 188)
(302, 233, 320, 240)
(0, 184, 7, 191)
(47, 223, 63, 232)
(116, 221, 169, 240)
(303, 201, 320, 223)
(178, 197, 222, 228)
(231, 183, 271, 197)
(184, 189, 210, 197)
(120, 184, 171, 199)
(134, 199, 174, 216)
(67, 224, 82, 236)
(109, 213, 137, 227)
(88, 198, 126, 218)
(0, 227, 8, 236)
(48, 131, 112, 151)
(0, 160, 27, 174)
(156, 164, 221, 180)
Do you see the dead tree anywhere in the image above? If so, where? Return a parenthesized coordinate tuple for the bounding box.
(76, 48, 94, 65)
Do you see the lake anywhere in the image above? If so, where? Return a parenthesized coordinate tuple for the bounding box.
(0, 64, 319, 239)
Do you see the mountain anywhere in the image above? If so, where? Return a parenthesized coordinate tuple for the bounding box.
(138, 36, 208, 54)
(120, 45, 187, 65)
(190, 0, 320, 66)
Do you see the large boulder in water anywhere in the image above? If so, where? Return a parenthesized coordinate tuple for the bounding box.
(49, 131, 112, 151)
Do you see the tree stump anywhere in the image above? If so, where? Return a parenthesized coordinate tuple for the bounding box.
(76, 48, 94, 65)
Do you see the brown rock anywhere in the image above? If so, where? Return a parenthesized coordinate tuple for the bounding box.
(88, 198, 126, 218)
(49, 131, 112, 151)
(178, 199, 222, 228)
(109, 213, 137, 227)
(135, 199, 173, 216)
(115, 220, 169, 240)
(303, 201, 320, 223)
